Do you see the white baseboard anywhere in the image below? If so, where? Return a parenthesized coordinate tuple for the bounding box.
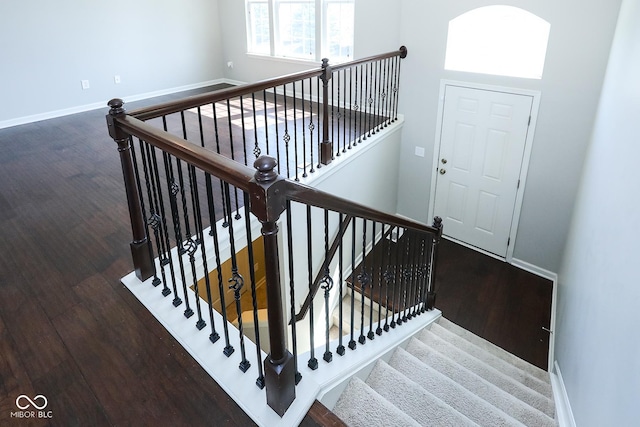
(551, 361, 577, 427)
(0, 78, 233, 130)
(510, 257, 557, 283)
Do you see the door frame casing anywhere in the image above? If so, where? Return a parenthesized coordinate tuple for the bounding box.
(428, 80, 542, 262)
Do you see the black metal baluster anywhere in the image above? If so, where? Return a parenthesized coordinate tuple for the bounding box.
(239, 95, 249, 166)
(393, 55, 401, 122)
(383, 58, 391, 127)
(383, 225, 394, 332)
(367, 221, 376, 340)
(271, 89, 282, 173)
(376, 224, 385, 335)
(301, 79, 308, 178)
(357, 218, 368, 345)
(358, 64, 365, 143)
(349, 66, 360, 148)
(390, 227, 401, 328)
(341, 70, 347, 154)
(150, 146, 182, 306)
(223, 183, 250, 372)
(209, 190, 234, 353)
(335, 72, 341, 158)
(367, 62, 375, 138)
(415, 234, 427, 315)
(407, 232, 417, 320)
(140, 141, 171, 296)
(308, 78, 315, 174)
(293, 82, 300, 181)
(375, 60, 382, 133)
(134, 138, 162, 288)
(349, 67, 355, 150)
(321, 209, 333, 363)
(336, 212, 346, 356)
(262, 90, 270, 156)
(163, 152, 194, 319)
(306, 205, 318, 369)
(401, 231, 412, 324)
(283, 84, 292, 179)
(226, 100, 242, 221)
(348, 217, 357, 350)
(186, 165, 207, 330)
(243, 193, 265, 388)
(286, 200, 302, 384)
(211, 103, 229, 228)
(252, 93, 261, 160)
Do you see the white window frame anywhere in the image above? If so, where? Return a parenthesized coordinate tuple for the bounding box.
(245, 0, 355, 63)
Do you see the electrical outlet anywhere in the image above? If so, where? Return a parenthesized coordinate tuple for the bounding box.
(114, 75, 121, 84)
(81, 80, 90, 90)
(227, 61, 234, 69)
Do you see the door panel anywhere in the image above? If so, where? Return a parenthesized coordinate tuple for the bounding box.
(434, 85, 532, 257)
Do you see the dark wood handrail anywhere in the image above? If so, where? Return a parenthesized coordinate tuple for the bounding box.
(113, 114, 256, 191)
(331, 46, 407, 72)
(129, 68, 324, 121)
(128, 46, 407, 121)
(293, 215, 354, 323)
(283, 179, 438, 236)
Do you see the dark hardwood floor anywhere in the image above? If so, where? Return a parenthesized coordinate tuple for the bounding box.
(0, 86, 551, 426)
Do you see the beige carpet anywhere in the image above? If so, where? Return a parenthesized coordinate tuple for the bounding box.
(333, 317, 557, 426)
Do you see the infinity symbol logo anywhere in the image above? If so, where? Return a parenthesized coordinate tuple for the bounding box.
(16, 395, 48, 410)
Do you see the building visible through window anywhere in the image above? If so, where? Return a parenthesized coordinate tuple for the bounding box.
(246, 0, 354, 62)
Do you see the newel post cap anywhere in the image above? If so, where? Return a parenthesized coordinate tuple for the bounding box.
(108, 98, 125, 116)
(253, 155, 279, 184)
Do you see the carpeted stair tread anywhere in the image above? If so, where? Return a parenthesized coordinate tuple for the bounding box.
(365, 359, 479, 427)
(417, 329, 555, 414)
(333, 376, 421, 427)
(405, 337, 557, 424)
(436, 317, 550, 384)
(427, 324, 553, 399)
(388, 347, 526, 427)
(430, 323, 553, 397)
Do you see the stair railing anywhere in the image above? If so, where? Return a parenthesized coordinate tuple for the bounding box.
(106, 47, 436, 418)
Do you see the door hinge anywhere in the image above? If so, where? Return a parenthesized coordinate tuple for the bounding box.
(507, 237, 511, 247)
(517, 179, 520, 189)
(528, 115, 532, 126)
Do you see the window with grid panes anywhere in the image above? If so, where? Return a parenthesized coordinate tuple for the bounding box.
(246, 0, 354, 62)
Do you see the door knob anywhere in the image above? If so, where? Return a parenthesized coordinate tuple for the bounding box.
(441, 158, 447, 164)
(439, 168, 446, 175)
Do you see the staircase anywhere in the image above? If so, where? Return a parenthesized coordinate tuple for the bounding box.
(331, 316, 557, 426)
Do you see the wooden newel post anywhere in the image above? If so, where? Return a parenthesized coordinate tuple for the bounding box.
(319, 58, 333, 166)
(249, 156, 296, 417)
(427, 216, 443, 310)
(106, 98, 154, 282)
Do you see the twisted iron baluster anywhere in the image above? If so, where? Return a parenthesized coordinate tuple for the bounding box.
(163, 151, 193, 319)
(322, 209, 333, 363)
(223, 183, 249, 372)
(307, 205, 318, 369)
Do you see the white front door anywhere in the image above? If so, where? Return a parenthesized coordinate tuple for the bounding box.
(433, 84, 533, 257)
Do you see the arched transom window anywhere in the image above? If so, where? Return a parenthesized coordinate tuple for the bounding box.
(445, 6, 550, 79)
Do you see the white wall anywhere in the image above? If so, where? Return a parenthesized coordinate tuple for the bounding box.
(395, 0, 621, 272)
(0, 0, 224, 124)
(554, 1, 640, 425)
(217, 0, 402, 83)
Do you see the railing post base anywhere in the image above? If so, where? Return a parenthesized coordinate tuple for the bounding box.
(426, 291, 436, 311)
(130, 240, 154, 282)
(264, 351, 296, 417)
